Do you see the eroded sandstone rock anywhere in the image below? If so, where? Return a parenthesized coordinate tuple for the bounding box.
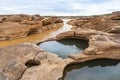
(0, 43, 41, 80)
(0, 22, 42, 40)
(0, 12, 120, 80)
(53, 26, 120, 61)
(0, 43, 73, 80)
(0, 25, 120, 80)
(0, 15, 63, 41)
(41, 17, 63, 26)
(68, 12, 120, 31)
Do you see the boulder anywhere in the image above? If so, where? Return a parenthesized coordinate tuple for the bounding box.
(41, 17, 63, 26)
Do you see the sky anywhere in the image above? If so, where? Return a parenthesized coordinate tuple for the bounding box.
(0, 0, 120, 16)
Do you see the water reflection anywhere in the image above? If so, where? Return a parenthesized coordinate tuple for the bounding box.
(39, 38, 88, 58)
(58, 39, 88, 50)
(63, 59, 120, 80)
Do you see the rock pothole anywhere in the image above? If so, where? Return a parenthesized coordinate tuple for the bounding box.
(38, 38, 88, 58)
(62, 59, 120, 80)
(25, 60, 40, 68)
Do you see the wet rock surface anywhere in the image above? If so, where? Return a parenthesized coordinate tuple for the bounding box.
(0, 12, 120, 80)
(0, 15, 63, 41)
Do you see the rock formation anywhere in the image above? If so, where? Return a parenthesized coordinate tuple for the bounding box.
(0, 15, 63, 41)
(0, 43, 73, 80)
(68, 11, 120, 31)
(0, 25, 119, 80)
(0, 12, 120, 80)
(55, 27, 120, 60)
(41, 17, 63, 26)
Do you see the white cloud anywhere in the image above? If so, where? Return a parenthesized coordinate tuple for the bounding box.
(70, 0, 120, 15)
(0, 0, 120, 16)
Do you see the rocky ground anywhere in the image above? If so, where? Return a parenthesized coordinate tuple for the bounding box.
(0, 43, 73, 80)
(0, 14, 63, 40)
(0, 12, 120, 80)
(68, 11, 120, 31)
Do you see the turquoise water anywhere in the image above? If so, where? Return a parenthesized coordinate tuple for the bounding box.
(39, 38, 88, 58)
(63, 59, 120, 80)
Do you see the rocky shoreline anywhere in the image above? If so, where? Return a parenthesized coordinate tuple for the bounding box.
(0, 15, 63, 40)
(0, 12, 120, 80)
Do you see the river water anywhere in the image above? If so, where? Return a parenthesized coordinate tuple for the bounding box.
(0, 19, 72, 48)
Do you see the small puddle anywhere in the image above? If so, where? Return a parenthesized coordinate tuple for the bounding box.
(39, 38, 88, 58)
(63, 59, 120, 80)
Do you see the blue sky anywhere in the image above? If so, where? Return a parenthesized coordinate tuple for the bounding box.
(0, 0, 120, 16)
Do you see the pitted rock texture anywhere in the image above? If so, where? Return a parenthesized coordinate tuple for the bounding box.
(0, 43, 73, 80)
(0, 15, 63, 41)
